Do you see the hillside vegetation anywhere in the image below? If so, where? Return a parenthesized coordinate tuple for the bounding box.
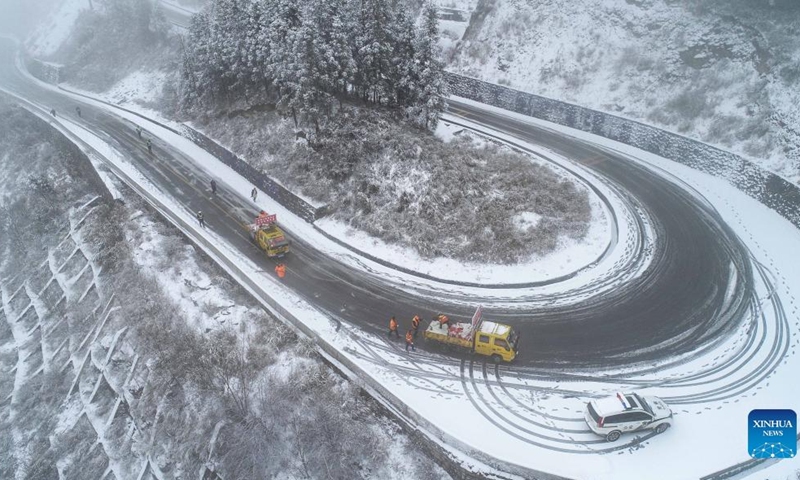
(0, 101, 449, 479)
(449, 0, 800, 183)
(197, 105, 591, 263)
(51, 0, 176, 92)
(41, 0, 593, 265)
(181, 0, 446, 132)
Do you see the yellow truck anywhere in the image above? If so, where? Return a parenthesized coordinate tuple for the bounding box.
(248, 211, 290, 258)
(423, 306, 519, 363)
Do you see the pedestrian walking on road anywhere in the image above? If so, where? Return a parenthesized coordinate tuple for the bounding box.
(196, 210, 205, 228)
(275, 263, 286, 279)
(388, 316, 399, 338)
(75, 106, 81, 117)
(411, 314, 421, 338)
(136, 126, 142, 138)
(147, 138, 153, 154)
(405, 330, 415, 352)
(210, 179, 217, 195)
(251, 187, 258, 202)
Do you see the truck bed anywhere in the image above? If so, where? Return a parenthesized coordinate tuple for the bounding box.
(423, 322, 474, 349)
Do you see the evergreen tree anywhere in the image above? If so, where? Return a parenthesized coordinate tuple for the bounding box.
(180, 0, 447, 130)
(286, 4, 328, 131)
(267, 0, 302, 120)
(409, 2, 447, 129)
(210, 0, 249, 99)
(244, 0, 272, 95)
(353, 0, 395, 104)
(182, 9, 217, 106)
(319, 0, 357, 103)
(392, 3, 419, 108)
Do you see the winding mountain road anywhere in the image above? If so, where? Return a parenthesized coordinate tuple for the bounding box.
(0, 38, 757, 372)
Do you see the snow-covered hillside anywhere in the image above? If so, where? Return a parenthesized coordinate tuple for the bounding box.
(0, 100, 451, 480)
(447, 0, 800, 184)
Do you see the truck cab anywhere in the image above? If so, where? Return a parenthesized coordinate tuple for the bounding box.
(249, 212, 290, 258)
(474, 321, 519, 362)
(253, 224, 290, 257)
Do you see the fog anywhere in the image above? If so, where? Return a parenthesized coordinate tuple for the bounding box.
(0, 0, 63, 38)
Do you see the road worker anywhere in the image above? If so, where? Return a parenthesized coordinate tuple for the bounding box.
(388, 316, 399, 338)
(435, 314, 450, 329)
(411, 314, 421, 338)
(275, 263, 286, 279)
(405, 330, 415, 352)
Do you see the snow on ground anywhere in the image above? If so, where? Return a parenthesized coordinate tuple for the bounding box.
(97, 70, 168, 106)
(11, 58, 800, 477)
(127, 211, 253, 334)
(445, 0, 800, 185)
(21, 85, 799, 478)
(161, 0, 203, 15)
(60, 70, 626, 289)
(433, 0, 477, 64)
(25, 0, 85, 57)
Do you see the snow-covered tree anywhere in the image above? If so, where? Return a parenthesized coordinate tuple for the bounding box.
(181, 0, 447, 130)
(392, 3, 419, 108)
(353, 0, 395, 104)
(318, 0, 357, 103)
(266, 0, 302, 117)
(285, 0, 359, 133)
(408, 2, 447, 129)
(182, 9, 217, 106)
(244, 0, 272, 95)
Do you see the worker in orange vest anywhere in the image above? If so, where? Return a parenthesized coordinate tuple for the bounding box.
(411, 314, 421, 338)
(388, 316, 399, 338)
(405, 330, 415, 352)
(435, 314, 450, 329)
(275, 263, 286, 279)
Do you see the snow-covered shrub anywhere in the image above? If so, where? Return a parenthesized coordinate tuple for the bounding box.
(449, 0, 800, 183)
(214, 106, 591, 264)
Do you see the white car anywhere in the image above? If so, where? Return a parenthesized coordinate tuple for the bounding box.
(584, 392, 673, 442)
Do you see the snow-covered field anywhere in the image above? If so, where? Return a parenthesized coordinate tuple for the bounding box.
(446, 0, 800, 185)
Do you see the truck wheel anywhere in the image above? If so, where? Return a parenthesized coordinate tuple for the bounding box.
(606, 430, 621, 442)
(490, 354, 502, 364)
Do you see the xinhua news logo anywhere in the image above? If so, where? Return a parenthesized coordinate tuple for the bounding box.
(748, 409, 796, 459)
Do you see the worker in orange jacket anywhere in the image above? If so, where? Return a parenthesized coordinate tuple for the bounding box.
(405, 330, 415, 352)
(275, 263, 286, 279)
(388, 316, 399, 338)
(435, 314, 450, 329)
(411, 314, 421, 338)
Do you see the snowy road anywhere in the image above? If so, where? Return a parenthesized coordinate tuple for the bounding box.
(0, 38, 754, 368)
(2, 37, 798, 479)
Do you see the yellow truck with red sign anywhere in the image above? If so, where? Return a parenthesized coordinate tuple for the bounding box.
(423, 306, 519, 363)
(248, 211, 290, 258)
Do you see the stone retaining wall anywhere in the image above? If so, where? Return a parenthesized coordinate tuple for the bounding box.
(445, 72, 800, 229)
